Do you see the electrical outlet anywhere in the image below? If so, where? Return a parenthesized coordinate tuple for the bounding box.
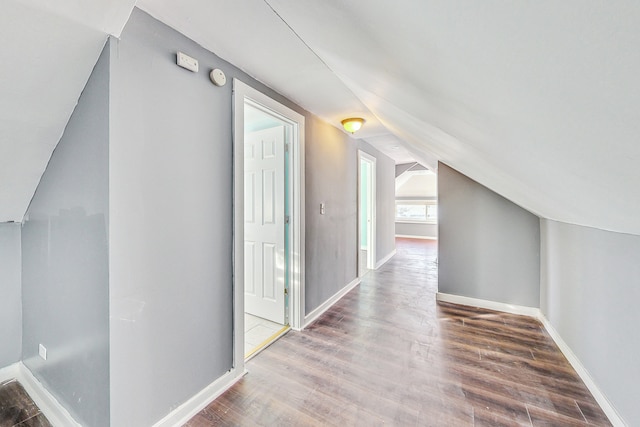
(39, 344, 47, 361)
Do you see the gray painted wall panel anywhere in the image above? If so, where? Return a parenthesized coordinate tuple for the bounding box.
(109, 9, 343, 425)
(0, 223, 22, 368)
(303, 133, 397, 313)
(21, 44, 110, 427)
(438, 163, 540, 307)
(541, 219, 639, 425)
(109, 12, 235, 426)
(305, 117, 358, 312)
(368, 143, 396, 264)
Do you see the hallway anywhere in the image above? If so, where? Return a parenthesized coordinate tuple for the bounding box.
(186, 238, 610, 426)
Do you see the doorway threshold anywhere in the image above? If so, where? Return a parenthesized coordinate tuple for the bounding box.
(245, 325, 290, 361)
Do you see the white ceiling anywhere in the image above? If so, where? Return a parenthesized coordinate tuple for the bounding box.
(3, 0, 640, 236)
(396, 170, 437, 199)
(136, 0, 389, 140)
(0, 0, 135, 222)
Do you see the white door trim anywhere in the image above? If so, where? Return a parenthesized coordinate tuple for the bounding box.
(233, 79, 305, 374)
(358, 150, 377, 274)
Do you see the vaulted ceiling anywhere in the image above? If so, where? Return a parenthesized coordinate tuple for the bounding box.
(0, 0, 135, 222)
(3, 0, 640, 235)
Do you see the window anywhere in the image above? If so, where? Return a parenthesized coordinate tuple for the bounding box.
(395, 200, 437, 223)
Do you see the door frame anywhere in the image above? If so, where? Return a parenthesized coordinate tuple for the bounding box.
(358, 150, 377, 275)
(232, 79, 305, 373)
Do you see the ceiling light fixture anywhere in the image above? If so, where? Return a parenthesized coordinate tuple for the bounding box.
(341, 118, 365, 134)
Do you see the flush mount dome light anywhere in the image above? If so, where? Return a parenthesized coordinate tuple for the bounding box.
(341, 117, 365, 134)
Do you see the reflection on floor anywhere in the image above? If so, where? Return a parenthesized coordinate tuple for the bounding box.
(187, 238, 612, 426)
(0, 379, 51, 427)
(244, 313, 287, 358)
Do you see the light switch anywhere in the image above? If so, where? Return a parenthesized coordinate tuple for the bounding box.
(320, 203, 325, 215)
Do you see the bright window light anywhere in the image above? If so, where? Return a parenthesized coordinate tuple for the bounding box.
(395, 201, 437, 223)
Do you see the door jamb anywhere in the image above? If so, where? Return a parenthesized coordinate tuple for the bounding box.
(232, 79, 306, 374)
(358, 150, 377, 274)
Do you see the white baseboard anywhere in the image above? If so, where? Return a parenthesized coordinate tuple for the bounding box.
(304, 277, 361, 328)
(395, 234, 437, 240)
(375, 249, 397, 269)
(152, 368, 246, 427)
(436, 292, 540, 317)
(4, 363, 245, 427)
(0, 362, 20, 384)
(435, 292, 625, 426)
(18, 363, 81, 427)
(537, 316, 626, 426)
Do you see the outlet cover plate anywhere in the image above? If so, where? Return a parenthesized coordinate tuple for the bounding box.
(38, 344, 47, 360)
(177, 51, 199, 72)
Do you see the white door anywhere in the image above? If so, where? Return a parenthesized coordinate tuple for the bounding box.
(244, 125, 286, 324)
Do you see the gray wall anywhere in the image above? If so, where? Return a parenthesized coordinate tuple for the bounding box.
(109, 9, 371, 425)
(395, 222, 438, 239)
(0, 222, 22, 368)
(304, 135, 396, 313)
(21, 44, 110, 427)
(395, 162, 416, 177)
(364, 141, 396, 264)
(541, 219, 639, 425)
(10, 8, 400, 425)
(109, 12, 235, 426)
(305, 117, 358, 313)
(438, 163, 540, 307)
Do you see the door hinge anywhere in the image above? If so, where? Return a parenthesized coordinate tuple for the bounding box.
(285, 215, 290, 224)
(284, 288, 289, 295)
(285, 143, 290, 152)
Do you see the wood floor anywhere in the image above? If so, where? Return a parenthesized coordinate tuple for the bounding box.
(185, 238, 611, 426)
(0, 380, 51, 427)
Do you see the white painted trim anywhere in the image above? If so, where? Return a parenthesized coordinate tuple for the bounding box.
(436, 292, 541, 318)
(18, 363, 81, 427)
(1, 363, 246, 427)
(303, 278, 361, 329)
(374, 249, 396, 269)
(537, 316, 626, 427)
(232, 79, 246, 377)
(232, 79, 306, 374)
(435, 293, 625, 426)
(0, 362, 19, 383)
(395, 234, 438, 240)
(152, 369, 246, 427)
(358, 150, 377, 274)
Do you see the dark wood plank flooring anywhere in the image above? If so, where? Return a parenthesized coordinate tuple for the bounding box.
(0, 380, 51, 427)
(186, 238, 611, 426)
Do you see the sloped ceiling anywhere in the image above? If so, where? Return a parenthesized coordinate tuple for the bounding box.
(4, 0, 640, 236)
(135, 0, 389, 140)
(0, 0, 134, 222)
(261, 0, 640, 235)
(396, 170, 438, 199)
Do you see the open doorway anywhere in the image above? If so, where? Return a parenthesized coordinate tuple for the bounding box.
(233, 80, 305, 368)
(358, 151, 377, 276)
(393, 162, 439, 286)
(394, 163, 438, 241)
(243, 106, 289, 359)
